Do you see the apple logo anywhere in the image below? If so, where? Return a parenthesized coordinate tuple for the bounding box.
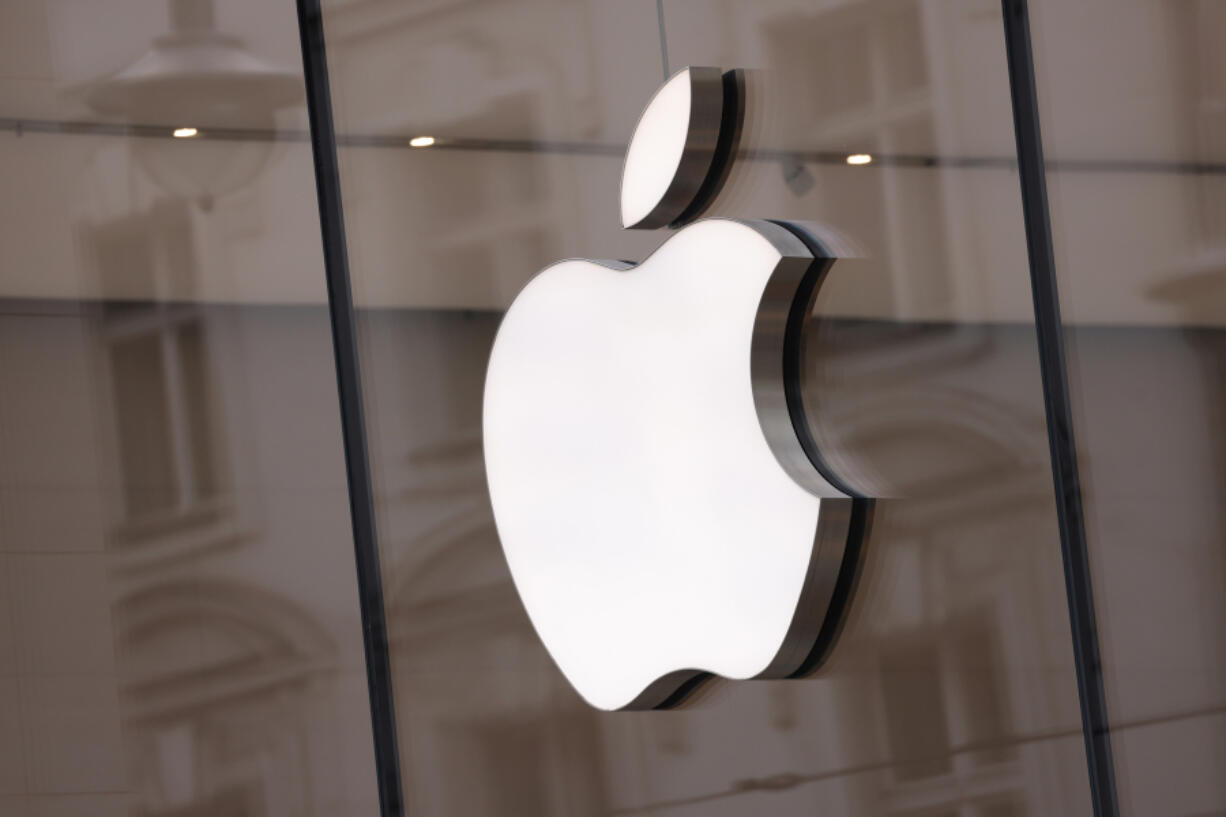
(484, 67, 869, 710)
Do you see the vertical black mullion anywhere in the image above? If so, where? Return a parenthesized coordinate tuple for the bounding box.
(296, 1, 405, 816)
(999, 2, 1120, 815)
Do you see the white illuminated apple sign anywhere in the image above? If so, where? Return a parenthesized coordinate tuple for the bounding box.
(484, 67, 866, 710)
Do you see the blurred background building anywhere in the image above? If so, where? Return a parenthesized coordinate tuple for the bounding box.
(0, 1, 1223, 816)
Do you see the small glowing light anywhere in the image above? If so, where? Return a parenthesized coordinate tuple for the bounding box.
(409, 136, 435, 148)
(845, 153, 873, 166)
(172, 127, 198, 139)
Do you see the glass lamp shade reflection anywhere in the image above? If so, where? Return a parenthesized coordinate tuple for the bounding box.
(135, 122, 277, 206)
(85, 0, 301, 203)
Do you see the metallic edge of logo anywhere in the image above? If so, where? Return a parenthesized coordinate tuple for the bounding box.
(630, 221, 871, 711)
(620, 66, 726, 230)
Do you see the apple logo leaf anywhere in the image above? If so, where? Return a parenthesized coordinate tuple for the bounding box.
(484, 66, 870, 711)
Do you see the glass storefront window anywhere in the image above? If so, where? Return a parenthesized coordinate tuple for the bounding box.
(0, 1, 379, 815)
(1029, 1, 1226, 813)
(1, 1, 1217, 815)
(317, 1, 1091, 815)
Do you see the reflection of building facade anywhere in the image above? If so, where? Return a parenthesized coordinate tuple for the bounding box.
(116, 579, 341, 817)
(0, 301, 1074, 817)
(0, 296, 378, 814)
(364, 311, 1071, 817)
(1, 0, 1225, 816)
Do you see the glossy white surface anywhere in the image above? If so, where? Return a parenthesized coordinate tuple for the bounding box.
(483, 220, 822, 710)
(619, 68, 693, 229)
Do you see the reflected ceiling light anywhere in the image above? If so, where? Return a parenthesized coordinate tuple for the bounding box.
(409, 136, 436, 148)
(172, 127, 198, 138)
(85, 0, 303, 205)
(845, 153, 873, 166)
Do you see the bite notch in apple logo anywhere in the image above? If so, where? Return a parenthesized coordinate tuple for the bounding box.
(484, 66, 870, 711)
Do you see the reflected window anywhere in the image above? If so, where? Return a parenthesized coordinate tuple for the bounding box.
(881, 4, 929, 98)
(877, 614, 1020, 811)
(411, 95, 555, 306)
(438, 720, 553, 817)
(768, 0, 929, 127)
(115, 579, 340, 817)
(952, 621, 1017, 768)
(880, 640, 953, 781)
(91, 202, 230, 541)
(1170, 0, 1226, 249)
(765, 0, 953, 315)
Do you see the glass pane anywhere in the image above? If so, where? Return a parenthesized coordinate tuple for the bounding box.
(110, 332, 179, 517)
(321, 0, 1093, 815)
(0, 1, 378, 815)
(176, 320, 223, 501)
(1028, 1, 1226, 814)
